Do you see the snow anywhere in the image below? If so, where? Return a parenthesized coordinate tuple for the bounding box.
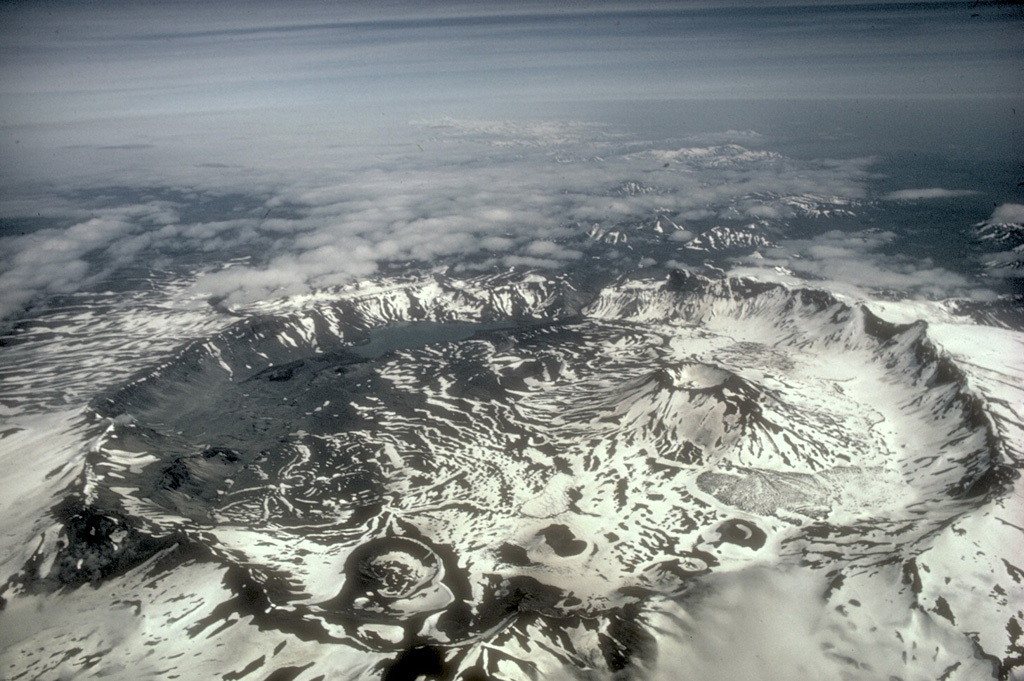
(0, 270, 1020, 680)
(0, 408, 89, 588)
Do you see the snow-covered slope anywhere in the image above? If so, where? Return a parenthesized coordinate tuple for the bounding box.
(684, 224, 776, 252)
(1, 270, 1020, 681)
(977, 218, 1024, 275)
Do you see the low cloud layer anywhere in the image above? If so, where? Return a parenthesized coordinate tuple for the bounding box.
(987, 203, 1024, 225)
(732, 227, 992, 302)
(1, 112, 1011, 321)
(882, 188, 980, 201)
(0, 203, 180, 319)
(1, 118, 893, 318)
(649, 568, 850, 681)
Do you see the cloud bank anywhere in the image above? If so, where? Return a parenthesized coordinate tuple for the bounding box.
(882, 188, 980, 201)
(2, 110, 1010, 322)
(987, 203, 1024, 225)
(0, 117, 891, 318)
(732, 227, 992, 302)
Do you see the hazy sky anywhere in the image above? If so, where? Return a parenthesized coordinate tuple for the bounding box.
(2, 1, 1020, 125)
(1, 1, 1020, 190)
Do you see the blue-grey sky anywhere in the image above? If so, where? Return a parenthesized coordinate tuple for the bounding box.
(2, 1, 1020, 191)
(2, 1, 1020, 125)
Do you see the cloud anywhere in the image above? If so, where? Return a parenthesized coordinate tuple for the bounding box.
(0, 109, 997, 319)
(175, 129, 879, 308)
(647, 567, 855, 681)
(731, 228, 991, 302)
(0, 202, 181, 319)
(987, 203, 1024, 225)
(4, 105, 995, 320)
(677, 129, 764, 145)
(881, 188, 980, 201)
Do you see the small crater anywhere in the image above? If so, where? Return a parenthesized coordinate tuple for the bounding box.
(537, 524, 587, 557)
(713, 518, 767, 550)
